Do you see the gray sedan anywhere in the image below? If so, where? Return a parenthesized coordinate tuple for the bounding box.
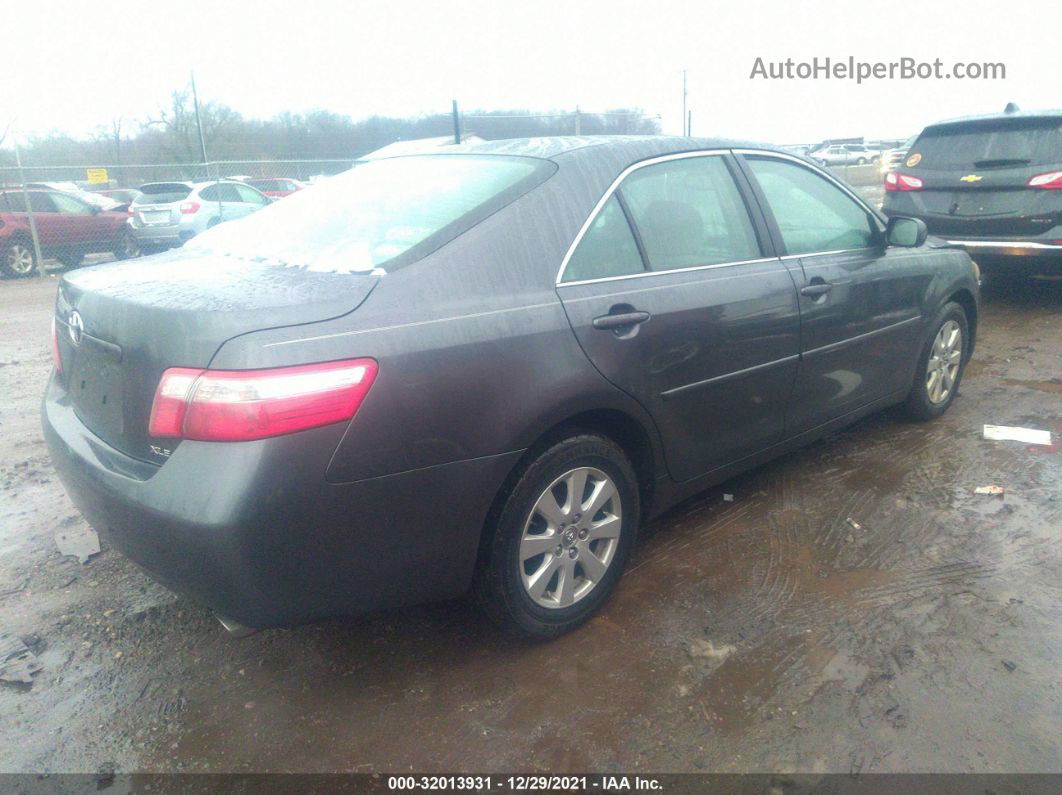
(44, 137, 979, 639)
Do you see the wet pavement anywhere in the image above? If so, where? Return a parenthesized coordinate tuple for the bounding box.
(0, 272, 1059, 774)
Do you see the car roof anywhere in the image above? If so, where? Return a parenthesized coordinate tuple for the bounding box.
(923, 108, 1062, 131)
(376, 135, 792, 163)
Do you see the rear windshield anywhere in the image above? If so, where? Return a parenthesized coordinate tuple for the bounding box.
(247, 179, 290, 191)
(134, 184, 192, 204)
(911, 118, 1062, 169)
(184, 155, 555, 272)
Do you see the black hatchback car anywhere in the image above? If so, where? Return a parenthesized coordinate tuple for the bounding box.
(883, 107, 1062, 275)
(44, 137, 979, 638)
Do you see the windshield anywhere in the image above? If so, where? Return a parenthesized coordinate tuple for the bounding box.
(184, 155, 554, 272)
(912, 118, 1062, 168)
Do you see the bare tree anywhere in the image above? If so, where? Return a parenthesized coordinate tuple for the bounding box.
(146, 89, 240, 163)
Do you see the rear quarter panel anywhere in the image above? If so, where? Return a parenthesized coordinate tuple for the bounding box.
(209, 155, 668, 485)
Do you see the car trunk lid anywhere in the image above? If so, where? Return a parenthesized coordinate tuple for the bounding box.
(54, 250, 381, 464)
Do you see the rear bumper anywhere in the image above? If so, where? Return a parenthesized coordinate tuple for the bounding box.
(943, 239, 1062, 259)
(42, 374, 522, 627)
(130, 224, 185, 247)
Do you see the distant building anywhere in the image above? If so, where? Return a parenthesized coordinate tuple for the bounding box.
(360, 134, 485, 160)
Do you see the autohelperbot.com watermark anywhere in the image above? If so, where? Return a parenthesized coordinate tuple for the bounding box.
(750, 56, 1005, 83)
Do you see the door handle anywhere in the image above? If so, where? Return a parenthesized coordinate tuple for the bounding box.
(592, 310, 651, 330)
(800, 282, 833, 297)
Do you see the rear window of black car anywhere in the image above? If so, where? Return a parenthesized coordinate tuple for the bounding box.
(134, 184, 193, 204)
(911, 118, 1062, 169)
(184, 155, 556, 272)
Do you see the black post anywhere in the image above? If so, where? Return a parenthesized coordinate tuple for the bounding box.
(452, 100, 461, 145)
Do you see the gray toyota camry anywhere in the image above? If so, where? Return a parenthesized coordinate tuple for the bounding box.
(43, 136, 980, 638)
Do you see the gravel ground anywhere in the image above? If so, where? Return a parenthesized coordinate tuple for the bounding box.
(0, 267, 1059, 775)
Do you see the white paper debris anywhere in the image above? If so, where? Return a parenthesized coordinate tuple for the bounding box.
(983, 425, 1052, 446)
(55, 525, 101, 564)
(723, 493, 734, 502)
(974, 485, 1005, 495)
(846, 517, 862, 531)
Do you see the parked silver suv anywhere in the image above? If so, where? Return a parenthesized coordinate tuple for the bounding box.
(129, 180, 271, 250)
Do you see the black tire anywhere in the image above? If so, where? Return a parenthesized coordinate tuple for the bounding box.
(899, 301, 970, 421)
(1, 237, 37, 278)
(857, 157, 867, 165)
(113, 229, 140, 260)
(474, 433, 640, 639)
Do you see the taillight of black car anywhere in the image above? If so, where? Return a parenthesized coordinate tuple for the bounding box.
(884, 172, 923, 192)
(1027, 171, 1062, 189)
(148, 359, 378, 442)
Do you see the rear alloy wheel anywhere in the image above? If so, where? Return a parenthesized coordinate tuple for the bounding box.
(475, 433, 639, 638)
(520, 466, 622, 609)
(900, 302, 970, 421)
(113, 229, 141, 260)
(1, 240, 37, 278)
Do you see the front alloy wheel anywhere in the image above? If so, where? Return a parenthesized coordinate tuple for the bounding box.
(3, 241, 36, 277)
(520, 467, 622, 609)
(926, 320, 962, 405)
(900, 301, 970, 421)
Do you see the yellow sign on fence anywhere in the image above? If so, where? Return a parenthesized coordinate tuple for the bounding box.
(86, 168, 109, 185)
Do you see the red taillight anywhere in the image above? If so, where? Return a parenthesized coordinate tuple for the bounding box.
(1028, 170, 1062, 189)
(51, 318, 62, 374)
(884, 172, 923, 192)
(180, 201, 201, 214)
(148, 359, 378, 442)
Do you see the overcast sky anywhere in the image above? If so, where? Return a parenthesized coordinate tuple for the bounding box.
(9, 0, 1059, 145)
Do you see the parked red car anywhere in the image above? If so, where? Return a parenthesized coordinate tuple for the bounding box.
(244, 178, 304, 198)
(0, 189, 139, 277)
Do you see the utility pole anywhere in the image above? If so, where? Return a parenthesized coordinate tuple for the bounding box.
(574, 106, 581, 136)
(190, 70, 208, 163)
(682, 69, 688, 136)
(13, 138, 45, 278)
(452, 100, 461, 144)
(688, 110, 692, 137)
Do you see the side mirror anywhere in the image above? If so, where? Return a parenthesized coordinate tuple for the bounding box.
(886, 215, 927, 248)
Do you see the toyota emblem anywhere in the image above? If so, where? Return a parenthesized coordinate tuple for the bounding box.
(67, 311, 84, 346)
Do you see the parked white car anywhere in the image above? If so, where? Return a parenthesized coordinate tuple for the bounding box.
(128, 180, 271, 250)
(812, 144, 879, 166)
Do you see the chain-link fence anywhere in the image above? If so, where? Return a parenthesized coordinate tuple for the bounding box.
(0, 159, 356, 278)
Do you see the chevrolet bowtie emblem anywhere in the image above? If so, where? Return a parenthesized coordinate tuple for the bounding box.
(959, 174, 983, 182)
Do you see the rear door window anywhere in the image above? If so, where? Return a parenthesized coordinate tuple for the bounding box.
(27, 192, 58, 213)
(562, 195, 645, 283)
(911, 118, 1062, 168)
(50, 192, 92, 213)
(619, 155, 761, 271)
(235, 184, 268, 204)
(747, 157, 878, 254)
